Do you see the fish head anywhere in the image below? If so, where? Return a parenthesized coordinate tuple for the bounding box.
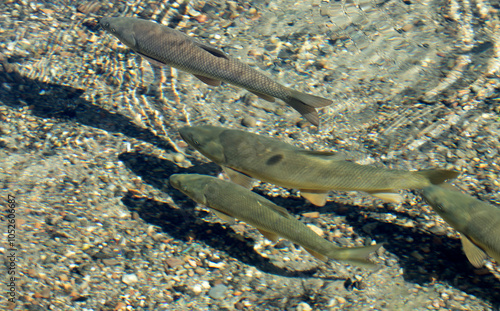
(421, 185, 470, 228)
(179, 126, 226, 163)
(169, 174, 208, 204)
(99, 17, 137, 49)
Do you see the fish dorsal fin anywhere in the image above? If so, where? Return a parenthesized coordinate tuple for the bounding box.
(300, 191, 329, 207)
(365, 191, 403, 203)
(196, 43, 229, 59)
(257, 228, 279, 243)
(303, 247, 328, 262)
(223, 166, 255, 189)
(212, 210, 236, 225)
(249, 90, 276, 102)
(193, 74, 221, 86)
(461, 234, 487, 268)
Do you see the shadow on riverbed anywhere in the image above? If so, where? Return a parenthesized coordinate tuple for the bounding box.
(119, 151, 322, 279)
(0, 60, 178, 152)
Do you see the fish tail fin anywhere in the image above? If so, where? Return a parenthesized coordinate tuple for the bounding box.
(285, 89, 333, 126)
(328, 243, 384, 269)
(415, 169, 460, 185)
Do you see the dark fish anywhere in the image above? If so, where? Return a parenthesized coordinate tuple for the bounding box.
(179, 125, 459, 206)
(99, 17, 332, 125)
(422, 184, 500, 267)
(170, 173, 382, 266)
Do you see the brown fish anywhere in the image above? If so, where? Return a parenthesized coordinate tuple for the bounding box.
(170, 173, 382, 267)
(422, 184, 500, 268)
(99, 16, 332, 125)
(179, 125, 460, 206)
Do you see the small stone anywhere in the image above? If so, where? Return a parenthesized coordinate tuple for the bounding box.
(241, 116, 257, 127)
(165, 257, 184, 268)
(192, 284, 203, 295)
(208, 284, 228, 299)
(121, 273, 138, 285)
(306, 224, 324, 236)
(302, 212, 319, 218)
(296, 302, 312, 311)
(173, 153, 185, 163)
(63, 214, 79, 222)
(207, 261, 225, 269)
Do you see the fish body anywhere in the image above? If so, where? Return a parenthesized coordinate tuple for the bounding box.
(170, 173, 381, 266)
(422, 184, 500, 267)
(179, 125, 459, 205)
(99, 17, 332, 125)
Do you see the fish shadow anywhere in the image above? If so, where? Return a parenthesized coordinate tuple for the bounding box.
(0, 59, 177, 152)
(243, 191, 500, 307)
(118, 151, 320, 278)
(313, 199, 500, 308)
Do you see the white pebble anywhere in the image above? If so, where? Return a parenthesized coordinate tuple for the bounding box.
(121, 273, 138, 285)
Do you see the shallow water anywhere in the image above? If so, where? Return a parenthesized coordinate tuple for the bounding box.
(1, 0, 499, 310)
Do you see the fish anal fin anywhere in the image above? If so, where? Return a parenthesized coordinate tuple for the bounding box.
(461, 234, 487, 268)
(257, 228, 279, 243)
(300, 191, 328, 207)
(197, 43, 229, 59)
(212, 210, 236, 225)
(222, 166, 254, 189)
(249, 90, 275, 102)
(303, 247, 328, 262)
(365, 191, 403, 203)
(194, 74, 221, 86)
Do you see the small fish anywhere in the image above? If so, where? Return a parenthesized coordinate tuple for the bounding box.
(99, 16, 332, 125)
(170, 173, 382, 266)
(179, 125, 459, 206)
(422, 184, 500, 268)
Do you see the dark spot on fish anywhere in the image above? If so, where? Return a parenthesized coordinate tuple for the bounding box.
(266, 154, 283, 165)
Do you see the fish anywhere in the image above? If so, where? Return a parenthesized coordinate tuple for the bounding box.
(179, 125, 460, 206)
(169, 173, 382, 267)
(422, 184, 500, 268)
(99, 16, 332, 126)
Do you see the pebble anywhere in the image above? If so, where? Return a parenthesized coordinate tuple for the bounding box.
(192, 284, 203, 295)
(121, 273, 138, 285)
(208, 284, 228, 299)
(173, 153, 185, 163)
(165, 257, 184, 268)
(241, 116, 257, 127)
(296, 302, 312, 311)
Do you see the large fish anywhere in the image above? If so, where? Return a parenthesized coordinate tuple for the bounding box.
(99, 17, 332, 126)
(170, 173, 382, 266)
(179, 125, 459, 206)
(422, 184, 500, 268)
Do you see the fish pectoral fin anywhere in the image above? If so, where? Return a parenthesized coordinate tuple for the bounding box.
(461, 234, 487, 268)
(303, 247, 328, 262)
(257, 228, 279, 243)
(212, 210, 236, 225)
(249, 90, 275, 102)
(365, 191, 403, 203)
(197, 43, 229, 59)
(222, 166, 255, 189)
(300, 191, 329, 207)
(193, 74, 222, 86)
(137, 52, 167, 67)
